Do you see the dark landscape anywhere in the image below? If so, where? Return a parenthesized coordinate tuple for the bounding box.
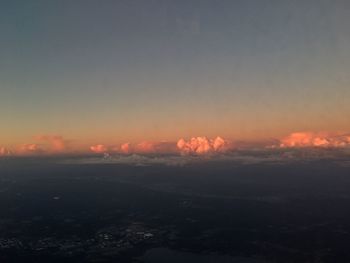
(1, 156, 350, 262)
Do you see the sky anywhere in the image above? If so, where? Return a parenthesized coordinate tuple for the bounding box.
(1, 0, 350, 153)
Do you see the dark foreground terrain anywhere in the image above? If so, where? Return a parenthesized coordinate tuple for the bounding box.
(0, 156, 350, 262)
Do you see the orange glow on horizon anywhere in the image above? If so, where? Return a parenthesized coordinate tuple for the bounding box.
(2, 131, 350, 157)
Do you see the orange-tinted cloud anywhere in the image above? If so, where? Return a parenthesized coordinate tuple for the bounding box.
(34, 135, 66, 152)
(0, 147, 11, 156)
(177, 136, 230, 155)
(279, 132, 350, 148)
(17, 144, 44, 155)
(120, 143, 131, 154)
(90, 144, 108, 153)
(135, 141, 155, 153)
(118, 141, 176, 154)
(89, 141, 174, 155)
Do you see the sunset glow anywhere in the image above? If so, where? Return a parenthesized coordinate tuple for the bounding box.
(2, 2, 350, 262)
(0, 1, 349, 157)
(3, 131, 350, 157)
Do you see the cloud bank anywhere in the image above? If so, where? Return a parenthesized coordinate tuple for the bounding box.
(0, 135, 68, 156)
(279, 132, 350, 148)
(89, 141, 176, 155)
(3, 131, 350, 158)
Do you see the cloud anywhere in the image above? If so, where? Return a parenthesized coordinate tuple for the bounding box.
(135, 141, 156, 153)
(279, 132, 350, 148)
(120, 143, 131, 154)
(90, 141, 175, 155)
(90, 144, 108, 153)
(34, 135, 67, 152)
(0, 147, 11, 156)
(17, 144, 44, 155)
(2, 135, 69, 156)
(133, 141, 176, 154)
(177, 136, 230, 155)
(212, 136, 226, 151)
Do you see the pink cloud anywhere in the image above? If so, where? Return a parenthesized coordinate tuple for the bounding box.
(90, 144, 108, 153)
(177, 136, 230, 155)
(135, 141, 156, 153)
(34, 135, 67, 152)
(0, 147, 11, 156)
(279, 132, 350, 148)
(134, 141, 176, 154)
(111, 141, 176, 154)
(17, 144, 44, 155)
(120, 143, 131, 154)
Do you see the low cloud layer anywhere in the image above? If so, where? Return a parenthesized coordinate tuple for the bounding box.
(279, 132, 350, 148)
(66, 154, 190, 167)
(177, 136, 230, 155)
(90, 141, 176, 155)
(64, 146, 350, 167)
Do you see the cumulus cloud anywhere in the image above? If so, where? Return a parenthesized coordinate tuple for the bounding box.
(177, 136, 230, 155)
(90, 144, 108, 153)
(0, 147, 11, 156)
(120, 143, 131, 154)
(34, 135, 67, 152)
(279, 132, 350, 148)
